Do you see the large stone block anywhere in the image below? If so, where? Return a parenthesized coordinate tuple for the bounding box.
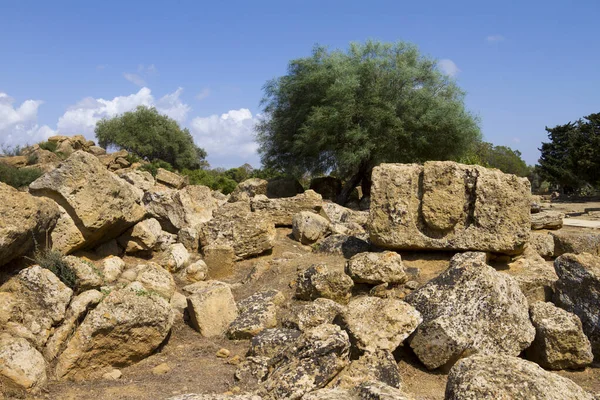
(368, 162, 531, 254)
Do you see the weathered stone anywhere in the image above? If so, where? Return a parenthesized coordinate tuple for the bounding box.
(95, 239, 123, 258)
(282, 298, 346, 332)
(178, 226, 200, 252)
(341, 296, 421, 352)
(29, 151, 146, 248)
(260, 324, 350, 400)
(101, 256, 125, 283)
(0, 182, 59, 267)
(156, 167, 188, 189)
(296, 264, 354, 304)
(314, 234, 370, 259)
(502, 247, 558, 303)
(200, 202, 275, 260)
(445, 354, 594, 400)
(118, 218, 163, 253)
(158, 243, 190, 272)
(134, 262, 176, 300)
(553, 253, 600, 357)
(185, 281, 239, 337)
(346, 251, 407, 285)
(551, 230, 600, 256)
(406, 252, 535, 370)
(235, 356, 270, 386)
(310, 177, 342, 202)
(530, 232, 555, 258)
(180, 260, 208, 283)
(168, 394, 262, 400)
(328, 350, 401, 390)
(228, 290, 284, 339)
(115, 169, 155, 193)
(63, 255, 104, 290)
(532, 210, 564, 230)
(251, 190, 323, 226)
(43, 289, 104, 360)
(301, 388, 355, 400)
(144, 184, 220, 233)
(55, 283, 174, 380)
(355, 382, 414, 400)
(0, 265, 73, 347)
(87, 145, 106, 156)
(266, 177, 304, 198)
(525, 301, 593, 370)
(368, 162, 531, 254)
(51, 204, 86, 254)
(203, 244, 236, 278)
(0, 333, 47, 395)
(248, 328, 302, 358)
(292, 211, 330, 244)
(229, 178, 268, 202)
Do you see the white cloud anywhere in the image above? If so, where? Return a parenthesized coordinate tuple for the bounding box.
(96, 64, 108, 70)
(190, 108, 260, 168)
(123, 73, 146, 87)
(486, 34, 505, 43)
(438, 59, 460, 77)
(0, 93, 55, 147)
(196, 88, 211, 101)
(138, 64, 158, 75)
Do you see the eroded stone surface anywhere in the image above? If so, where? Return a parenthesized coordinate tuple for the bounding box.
(346, 251, 407, 285)
(296, 264, 354, 304)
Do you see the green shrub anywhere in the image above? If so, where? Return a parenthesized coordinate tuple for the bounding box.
(27, 153, 38, 165)
(33, 248, 77, 289)
(181, 168, 238, 194)
(139, 159, 174, 177)
(0, 144, 25, 156)
(38, 141, 58, 153)
(0, 164, 42, 188)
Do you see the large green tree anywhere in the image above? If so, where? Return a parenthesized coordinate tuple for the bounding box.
(464, 142, 530, 177)
(96, 106, 207, 170)
(538, 112, 600, 193)
(257, 40, 481, 203)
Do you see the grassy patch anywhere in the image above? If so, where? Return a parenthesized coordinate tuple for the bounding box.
(33, 248, 77, 289)
(0, 163, 42, 188)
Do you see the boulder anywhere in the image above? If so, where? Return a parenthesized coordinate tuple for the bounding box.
(143, 184, 219, 233)
(0, 182, 60, 267)
(368, 162, 531, 254)
(155, 167, 188, 189)
(29, 151, 146, 248)
(405, 252, 535, 370)
(501, 247, 558, 303)
(185, 281, 239, 337)
(445, 354, 594, 400)
(309, 176, 342, 202)
(63, 255, 104, 290)
(260, 324, 350, 400)
(168, 395, 262, 400)
(229, 178, 268, 202)
(553, 253, 600, 357)
(0, 265, 73, 347)
(266, 177, 304, 198)
(295, 264, 354, 304)
(551, 230, 600, 257)
(179, 260, 208, 283)
(227, 290, 284, 339)
(203, 244, 236, 278)
(327, 350, 402, 390)
(115, 169, 155, 194)
(158, 243, 190, 272)
(117, 218, 163, 253)
(199, 201, 275, 260)
(178, 226, 200, 252)
(55, 283, 174, 380)
(292, 211, 330, 244)
(346, 251, 407, 285)
(340, 296, 421, 352)
(531, 210, 564, 230)
(282, 298, 346, 332)
(251, 190, 323, 226)
(133, 262, 176, 300)
(313, 234, 370, 259)
(0, 333, 47, 396)
(530, 232, 555, 258)
(248, 328, 302, 358)
(100, 256, 125, 283)
(50, 204, 86, 254)
(525, 301, 593, 370)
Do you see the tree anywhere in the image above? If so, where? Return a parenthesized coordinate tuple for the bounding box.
(538, 113, 600, 193)
(464, 142, 530, 177)
(257, 40, 481, 204)
(95, 106, 207, 170)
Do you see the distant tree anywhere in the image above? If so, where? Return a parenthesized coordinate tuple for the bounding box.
(95, 106, 207, 170)
(465, 142, 530, 177)
(257, 40, 481, 204)
(538, 113, 600, 193)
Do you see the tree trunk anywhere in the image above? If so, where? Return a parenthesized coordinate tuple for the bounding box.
(336, 163, 368, 206)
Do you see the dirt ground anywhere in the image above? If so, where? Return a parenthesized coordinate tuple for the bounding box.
(17, 226, 600, 400)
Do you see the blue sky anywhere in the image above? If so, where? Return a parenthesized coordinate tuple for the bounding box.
(1, 0, 598, 168)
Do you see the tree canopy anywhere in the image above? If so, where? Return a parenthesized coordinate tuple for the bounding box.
(538, 112, 600, 194)
(463, 142, 530, 177)
(256, 40, 481, 203)
(95, 106, 207, 170)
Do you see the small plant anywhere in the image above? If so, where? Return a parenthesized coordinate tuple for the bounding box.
(26, 153, 39, 165)
(133, 288, 160, 298)
(0, 163, 42, 188)
(125, 153, 141, 164)
(32, 248, 77, 289)
(83, 259, 105, 279)
(139, 159, 174, 177)
(38, 140, 58, 153)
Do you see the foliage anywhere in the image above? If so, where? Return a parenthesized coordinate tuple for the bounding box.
(33, 248, 77, 289)
(38, 141, 58, 153)
(0, 163, 42, 188)
(181, 168, 238, 194)
(257, 40, 481, 203)
(0, 144, 25, 156)
(95, 106, 207, 170)
(461, 142, 531, 177)
(139, 159, 174, 177)
(538, 113, 600, 194)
